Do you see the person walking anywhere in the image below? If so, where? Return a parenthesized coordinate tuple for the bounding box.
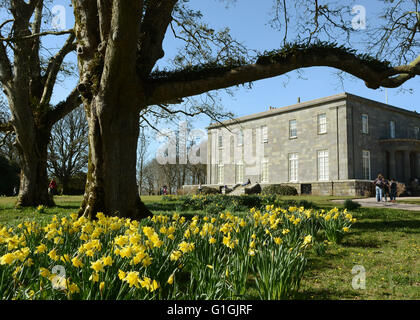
(389, 178, 397, 202)
(373, 174, 384, 202)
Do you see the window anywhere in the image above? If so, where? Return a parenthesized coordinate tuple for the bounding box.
(317, 150, 329, 181)
(288, 153, 298, 182)
(414, 127, 419, 139)
(317, 113, 327, 134)
(289, 120, 297, 138)
(218, 163, 224, 184)
(235, 162, 244, 184)
(261, 159, 269, 182)
(218, 134, 223, 149)
(261, 125, 268, 143)
(362, 150, 371, 180)
(237, 130, 243, 146)
(361, 114, 369, 134)
(389, 121, 396, 138)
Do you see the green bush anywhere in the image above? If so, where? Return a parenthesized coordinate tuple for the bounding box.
(179, 194, 267, 213)
(343, 199, 361, 211)
(262, 185, 298, 196)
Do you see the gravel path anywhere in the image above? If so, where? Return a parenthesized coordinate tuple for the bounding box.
(331, 197, 420, 211)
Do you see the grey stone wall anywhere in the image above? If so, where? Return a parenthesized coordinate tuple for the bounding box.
(207, 96, 350, 186)
(205, 93, 420, 192)
(347, 95, 420, 181)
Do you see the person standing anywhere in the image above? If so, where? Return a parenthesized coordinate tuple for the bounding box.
(389, 178, 397, 203)
(373, 174, 384, 202)
(48, 179, 57, 196)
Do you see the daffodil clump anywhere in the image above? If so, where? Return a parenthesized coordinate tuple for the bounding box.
(0, 206, 354, 300)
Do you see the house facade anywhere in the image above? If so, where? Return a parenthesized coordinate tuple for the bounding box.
(206, 93, 420, 196)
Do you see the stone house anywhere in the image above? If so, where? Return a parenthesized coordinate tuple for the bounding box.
(206, 92, 420, 196)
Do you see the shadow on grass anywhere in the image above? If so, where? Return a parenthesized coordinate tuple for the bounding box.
(145, 202, 180, 211)
(352, 220, 420, 233)
(340, 238, 381, 248)
(295, 287, 360, 300)
(305, 250, 349, 272)
(55, 204, 80, 210)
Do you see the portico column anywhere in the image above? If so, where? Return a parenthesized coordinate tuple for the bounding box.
(403, 150, 411, 182)
(389, 150, 396, 179)
(415, 152, 420, 178)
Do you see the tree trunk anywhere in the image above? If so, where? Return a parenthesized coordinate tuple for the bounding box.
(78, 98, 152, 220)
(15, 128, 54, 207)
(61, 177, 70, 195)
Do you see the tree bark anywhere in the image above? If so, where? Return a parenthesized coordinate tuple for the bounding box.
(73, 0, 152, 219)
(15, 127, 53, 207)
(77, 97, 151, 219)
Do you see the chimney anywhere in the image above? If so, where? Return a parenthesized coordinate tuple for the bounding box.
(297, 97, 301, 103)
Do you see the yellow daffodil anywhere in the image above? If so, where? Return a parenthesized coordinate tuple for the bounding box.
(91, 259, 104, 273)
(72, 256, 84, 268)
(167, 274, 174, 285)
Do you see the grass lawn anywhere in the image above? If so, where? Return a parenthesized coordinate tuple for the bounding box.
(0, 194, 419, 299)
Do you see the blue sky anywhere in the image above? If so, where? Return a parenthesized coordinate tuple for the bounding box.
(46, 0, 419, 115)
(3, 0, 419, 159)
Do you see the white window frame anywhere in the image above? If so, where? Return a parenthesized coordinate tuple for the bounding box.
(288, 153, 298, 182)
(261, 159, 269, 182)
(362, 114, 369, 134)
(362, 150, 371, 180)
(317, 150, 329, 181)
(235, 162, 244, 184)
(237, 130, 243, 146)
(218, 163, 224, 184)
(317, 113, 327, 134)
(390, 120, 396, 138)
(261, 125, 268, 143)
(218, 134, 223, 149)
(289, 120, 297, 138)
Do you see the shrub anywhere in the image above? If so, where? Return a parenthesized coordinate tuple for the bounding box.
(199, 186, 220, 195)
(262, 185, 298, 196)
(343, 199, 361, 211)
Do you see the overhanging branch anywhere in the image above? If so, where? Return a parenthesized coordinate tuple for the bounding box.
(145, 43, 420, 106)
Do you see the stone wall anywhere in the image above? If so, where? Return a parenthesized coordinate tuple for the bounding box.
(259, 180, 374, 196)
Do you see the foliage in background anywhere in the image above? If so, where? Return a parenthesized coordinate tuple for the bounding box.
(261, 185, 298, 196)
(0, 155, 19, 196)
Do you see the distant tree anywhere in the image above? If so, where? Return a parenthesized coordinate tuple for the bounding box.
(0, 154, 19, 196)
(47, 107, 88, 194)
(0, 1, 80, 207)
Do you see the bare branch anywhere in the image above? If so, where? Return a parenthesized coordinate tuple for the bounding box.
(40, 32, 76, 105)
(0, 29, 74, 42)
(47, 86, 82, 127)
